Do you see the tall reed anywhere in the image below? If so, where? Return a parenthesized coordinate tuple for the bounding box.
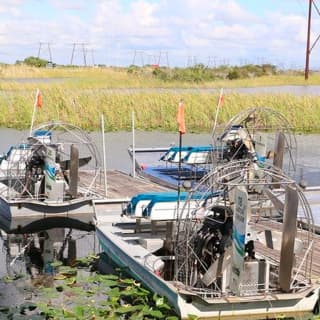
(1, 66, 320, 132)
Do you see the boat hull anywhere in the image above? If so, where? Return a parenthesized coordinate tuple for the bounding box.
(0, 196, 95, 233)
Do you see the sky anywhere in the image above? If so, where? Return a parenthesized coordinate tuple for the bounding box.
(0, 0, 318, 69)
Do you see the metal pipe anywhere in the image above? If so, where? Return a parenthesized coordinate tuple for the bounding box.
(132, 110, 136, 178)
(101, 114, 107, 197)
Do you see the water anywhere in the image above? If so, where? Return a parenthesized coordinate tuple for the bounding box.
(3, 129, 319, 183)
(1, 83, 320, 96)
(97, 85, 320, 96)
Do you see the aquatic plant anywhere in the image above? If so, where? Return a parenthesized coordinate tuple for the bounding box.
(34, 261, 179, 319)
(0, 255, 179, 319)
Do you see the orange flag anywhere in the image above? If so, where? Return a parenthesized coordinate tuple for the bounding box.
(36, 90, 42, 108)
(177, 100, 186, 134)
(218, 94, 224, 106)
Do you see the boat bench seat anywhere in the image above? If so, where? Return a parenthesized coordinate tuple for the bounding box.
(138, 237, 164, 253)
(135, 218, 168, 234)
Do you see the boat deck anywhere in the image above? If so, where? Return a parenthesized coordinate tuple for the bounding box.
(96, 209, 320, 282)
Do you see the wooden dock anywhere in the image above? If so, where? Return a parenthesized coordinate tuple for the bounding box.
(252, 219, 320, 279)
(80, 169, 170, 199)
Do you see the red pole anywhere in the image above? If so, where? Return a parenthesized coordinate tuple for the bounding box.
(305, 0, 312, 80)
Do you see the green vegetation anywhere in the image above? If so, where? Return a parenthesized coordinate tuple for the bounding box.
(132, 63, 278, 82)
(16, 56, 50, 68)
(0, 65, 319, 133)
(0, 255, 179, 319)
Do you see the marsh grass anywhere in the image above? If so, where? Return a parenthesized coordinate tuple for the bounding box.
(0, 65, 320, 132)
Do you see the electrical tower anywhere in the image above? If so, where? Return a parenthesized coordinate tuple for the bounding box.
(132, 50, 145, 66)
(147, 54, 157, 66)
(37, 42, 52, 62)
(305, 0, 320, 79)
(186, 55, 197, 67)
(70, 43, 88, 66)
(157, 51, 169, 68)
(89, 49, 95, 66)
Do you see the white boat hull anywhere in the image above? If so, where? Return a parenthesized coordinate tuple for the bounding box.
(0, 195, 95, 233)
(95, 206, 320, 319)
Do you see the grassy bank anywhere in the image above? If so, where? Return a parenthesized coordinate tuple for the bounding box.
(0, 65, 319, 132)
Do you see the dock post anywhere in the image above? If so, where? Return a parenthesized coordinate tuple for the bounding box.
(69, 145, 79, 198)
(67, 238, 77, 266)
(165, 221, 176, 253)
(135, 218, 141, 233)
(279, 185, 298, 292)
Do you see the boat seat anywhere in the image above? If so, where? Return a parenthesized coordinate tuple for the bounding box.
(138, 237, 164, 253)
(135, 218, 167, 234)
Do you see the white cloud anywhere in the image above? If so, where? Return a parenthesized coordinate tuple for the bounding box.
(0, 0, 23, 16)
(0, 0, 314, 67)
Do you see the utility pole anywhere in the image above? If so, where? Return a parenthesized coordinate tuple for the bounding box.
(305, 0, 320, 80)
(305, 0, 312, 80)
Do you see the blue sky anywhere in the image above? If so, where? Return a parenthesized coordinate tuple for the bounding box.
(0, 0, 317, 69)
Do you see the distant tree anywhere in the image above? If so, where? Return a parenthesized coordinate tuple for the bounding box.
(227, 69, 240, 80)
(18, 56, 48, 67)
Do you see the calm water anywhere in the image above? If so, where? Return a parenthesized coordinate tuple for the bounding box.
(0, 128, 319, 184)
(97, 85, 320, 96)
(1, 83, 320, 96)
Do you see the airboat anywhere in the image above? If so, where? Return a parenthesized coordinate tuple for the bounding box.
(0, 121, 102, 234)
(96, 107, 320, 319)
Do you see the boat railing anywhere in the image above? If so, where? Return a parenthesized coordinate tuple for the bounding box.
(291, 240, 314, 289)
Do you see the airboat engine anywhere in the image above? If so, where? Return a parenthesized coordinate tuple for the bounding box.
(221, 125, 259, 161)
(190, 187, 264, 295)
(24, 143, 69, 202)
(194, 205, 233, 272)
(25, 154, 45, 197)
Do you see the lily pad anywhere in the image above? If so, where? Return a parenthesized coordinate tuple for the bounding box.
(115, 304, 144, 314)
(50, 261, 63, 268)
